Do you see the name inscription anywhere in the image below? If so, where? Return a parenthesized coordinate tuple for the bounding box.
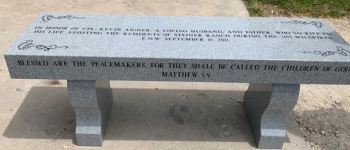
(32, 25, 333, 43)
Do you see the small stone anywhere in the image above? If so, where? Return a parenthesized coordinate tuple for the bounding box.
(341, 110, 346, 115)
(298, 118, 303, 123)
(335, 100, 341, 104)
(335, 133, 340, 137)
(37, 82, 40, 85)
(321, 130, 326, 135)
(223, 131, 232, 136)
(237, 99, 242, 103)
(63, 144, 72, 149)
(305, 113, 311, 118)
(56, 132, 60, 135)
(16, 88, 24, 92)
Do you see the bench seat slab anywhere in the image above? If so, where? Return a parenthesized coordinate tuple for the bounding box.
(243, 83, 300, 149)
(67, 80, 113, 146)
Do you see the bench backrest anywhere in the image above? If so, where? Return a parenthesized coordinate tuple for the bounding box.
(5, 13, 350, 84)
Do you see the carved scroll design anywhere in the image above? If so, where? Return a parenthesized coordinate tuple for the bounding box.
(281, 20, 323, 28)
(303, 46, 350, 57)
(17, 40, 68, 51)
(41, 15, 85, 22)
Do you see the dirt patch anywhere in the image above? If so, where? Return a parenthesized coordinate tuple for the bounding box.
(295, 85, 350, 150)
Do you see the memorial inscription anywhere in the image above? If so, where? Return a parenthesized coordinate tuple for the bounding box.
(4, 13, 350, 149)
(17, 59, 349, 75)
(31, 26, 334, 41)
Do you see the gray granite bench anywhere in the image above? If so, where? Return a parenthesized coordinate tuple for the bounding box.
(4, 13, 350, 149)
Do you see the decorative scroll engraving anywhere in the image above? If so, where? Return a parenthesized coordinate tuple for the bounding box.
(303, 46, 350, 57)
(281, 20, 323, 28)
(17, 40, 68, 51)
(41, 15, 85, 22)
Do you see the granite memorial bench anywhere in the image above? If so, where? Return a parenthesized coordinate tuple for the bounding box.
(4, 13, 350, 149)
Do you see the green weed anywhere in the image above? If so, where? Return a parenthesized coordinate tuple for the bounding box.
(243, 0, 350, 18)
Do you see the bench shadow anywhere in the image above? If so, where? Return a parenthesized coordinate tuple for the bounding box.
(2, 87, 76, 140)
(106, 88, 253, 144)
(3, 86, 301, 147)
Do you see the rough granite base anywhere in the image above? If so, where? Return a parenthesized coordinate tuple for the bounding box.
(67, 80, 113, 146)
(243, 83, 300, 149)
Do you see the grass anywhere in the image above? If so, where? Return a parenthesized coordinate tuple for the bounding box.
(243, 0, 350, 18)
(244, 0, 264, 16)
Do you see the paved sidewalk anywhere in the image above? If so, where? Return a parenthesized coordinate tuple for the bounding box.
(0, 0, 308, 149)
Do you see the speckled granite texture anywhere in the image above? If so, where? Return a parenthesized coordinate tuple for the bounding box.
(67, 80, 113, 146)
(243, 83, 300, 149)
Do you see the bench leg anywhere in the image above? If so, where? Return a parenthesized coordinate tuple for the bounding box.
(243, 83, 300, 149)
(67, 80, 113, 146)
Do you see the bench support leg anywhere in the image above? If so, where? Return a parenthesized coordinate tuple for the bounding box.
(67, 80, 113, 146)
(243, 83, 300, 149)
